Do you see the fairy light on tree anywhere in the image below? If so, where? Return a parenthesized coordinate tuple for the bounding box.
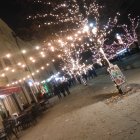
(4, 0, 139, 91)
(116, 15, 139, 48)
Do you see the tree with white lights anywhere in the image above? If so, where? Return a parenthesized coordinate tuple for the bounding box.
(6, 0, 139, 90)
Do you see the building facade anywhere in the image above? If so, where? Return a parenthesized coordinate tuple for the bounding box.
(0, 19, 55, 127)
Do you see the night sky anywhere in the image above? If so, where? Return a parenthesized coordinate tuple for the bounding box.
(0, 0, 140, 39)
(0, 0, 22, 29)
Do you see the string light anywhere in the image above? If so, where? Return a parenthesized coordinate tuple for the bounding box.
(5, 67, 9, 71)
(11, 69, 15, 72)
(22, 64, 26, 68)
(21, 50, 27, 54)
(32, 73, 35, 76)
(3, 1, 139, 87)
(35, 46, 40, 50)
(6, 54, 11, 58)
(7, 62, 51, 86)
(29, 57, 34, 60)
(41, 67, 45, 70)
(17, 62, 21, 66)
(1, 73, 5, 77)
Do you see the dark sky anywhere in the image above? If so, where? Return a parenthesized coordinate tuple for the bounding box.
(0, 0, 22, 29)
(0, 0, 140, 37)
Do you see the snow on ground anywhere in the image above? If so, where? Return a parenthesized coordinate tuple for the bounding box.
(19, 68, 140, 140)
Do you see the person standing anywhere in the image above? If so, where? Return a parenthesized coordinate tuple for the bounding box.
(63, 81, 71, 95)
(71, 74, 76, 85)
(92, 67, 97, 77)
(76, 74, 82, 84)
(53, 84, 62, 99)
(82, 72, 88, 81)
(58, 83, 66, 97)
(88, 69, 93, 79)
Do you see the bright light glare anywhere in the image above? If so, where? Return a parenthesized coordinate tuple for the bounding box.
(6, 54, 11, 58)
(92, 27, 97, 35)
(89, 23, 94, 27)
(22, 50, 26, 54)
(35, 46, 40, 50)
(83, 25, 89, 32)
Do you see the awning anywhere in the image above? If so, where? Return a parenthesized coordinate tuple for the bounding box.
(0, 86, 22, 95)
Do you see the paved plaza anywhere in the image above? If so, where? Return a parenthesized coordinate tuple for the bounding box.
(17, 68, 140, 140)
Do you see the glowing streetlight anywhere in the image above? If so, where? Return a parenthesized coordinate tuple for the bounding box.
(89, 23, 94, 27)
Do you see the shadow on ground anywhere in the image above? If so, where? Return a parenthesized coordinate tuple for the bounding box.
(91, 92, 119, 103)
(128, 83, 140, 89)
(48, 91, 119, 119)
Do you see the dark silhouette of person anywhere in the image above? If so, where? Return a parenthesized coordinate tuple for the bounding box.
(58, 83, 66, 97)
(53, 85, 62, 99)
(71, 74, 76, 85)
(88, 69, 94, 79)
(92, 67, 97, 77)
(76, 74, 82, 84)
(82, 72, 88, 81)
(63, 81, 71, 95)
